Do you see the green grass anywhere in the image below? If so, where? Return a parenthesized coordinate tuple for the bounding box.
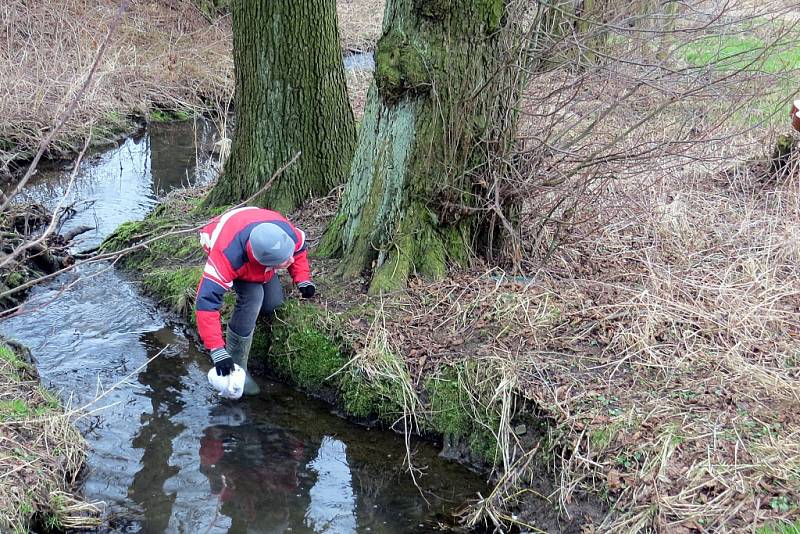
(0, 344, 26, 370)
(0, 399, 32, 421)
(684, 35, 800, 73)
(759, 521, 800, 534)
(683, 32, 800, 126)
(0, 395, 60, 422)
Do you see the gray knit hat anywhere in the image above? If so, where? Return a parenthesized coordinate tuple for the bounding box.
(249, 223, 295, 266)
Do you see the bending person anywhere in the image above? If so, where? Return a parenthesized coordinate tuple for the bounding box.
(195, 206, 316, 395)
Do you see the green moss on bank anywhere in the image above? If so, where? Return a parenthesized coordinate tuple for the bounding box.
(143, 266, 204, 319)
(147, 108, 195, 123)
(265, 301, 348, 389)
(99, 192, 211, 273)
(260, 300, 502, 462)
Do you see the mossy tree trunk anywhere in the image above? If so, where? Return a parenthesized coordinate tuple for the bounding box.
(204, 0, 356, 213)
(319, 0, 520, 293)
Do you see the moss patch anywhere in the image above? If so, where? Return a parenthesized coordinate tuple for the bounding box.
(477, 0, 504, 32)
(147, 107, 194, 123)
(375, 28, 430, 102)
(266, 301, 348, 389)
(424, 362, 502, 461)
(143, 266, 203, 319)
(100, 191, 209, 273)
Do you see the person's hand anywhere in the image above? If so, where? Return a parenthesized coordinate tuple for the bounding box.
(211, 348, 234, 376)
(298, 281, 316, 299)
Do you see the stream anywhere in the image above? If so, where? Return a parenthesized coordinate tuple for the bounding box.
(0, 119, 487, 533)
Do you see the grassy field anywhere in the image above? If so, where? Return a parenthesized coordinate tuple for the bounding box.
(683, 28, 800, 125)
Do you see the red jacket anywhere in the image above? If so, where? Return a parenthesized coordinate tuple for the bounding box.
(195, 207, 312, 350)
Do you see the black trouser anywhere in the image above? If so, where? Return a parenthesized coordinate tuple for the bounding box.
(228, 276, 283, 338)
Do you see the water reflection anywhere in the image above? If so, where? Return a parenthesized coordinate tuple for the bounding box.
(199, 404, 313, 532)
(306, 437, 357, 532)
(15, 120, 217, 251)
(128, 331, 189, 533)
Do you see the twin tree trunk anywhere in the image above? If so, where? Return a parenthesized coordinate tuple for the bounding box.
(319, 0, 518, 293)
(204, 0, 356, 213)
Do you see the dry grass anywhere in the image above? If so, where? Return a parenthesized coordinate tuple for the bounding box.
(355, 154, 800, 528)
(0, 0, 233, 169)
(0, 0, 384, 173)
(0, 340, 100, 532)
(346, 68, 374, 121)
(526, 148, 800, 531)
(336, 0, 385, 52)
(316, 1, 800, 530)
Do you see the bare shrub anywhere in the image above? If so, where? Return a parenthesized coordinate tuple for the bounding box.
(453, 0, 800, 531)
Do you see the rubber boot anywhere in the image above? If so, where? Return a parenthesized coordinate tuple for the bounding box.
(226, 326, 260, 396)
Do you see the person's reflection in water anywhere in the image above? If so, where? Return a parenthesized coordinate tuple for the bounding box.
(199, 403, 314, 533)
(127, 330, 188, 532)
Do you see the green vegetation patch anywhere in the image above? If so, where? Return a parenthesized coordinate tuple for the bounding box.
(424, 362, 502, 461)
(143, 266, 203, 319)
(0, 343, 29, 372)
(147, 107, 195, 123)
(375, 29, 430, 102)
(682, 31, 800, 125)
(760, 520, 800, 534)
(684, 35, 800, 73)
(266, 301, 348, 389)
(100, 192, 210, 273)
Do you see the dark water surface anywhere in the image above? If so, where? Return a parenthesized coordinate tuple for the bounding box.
(1, 121, 486, 533)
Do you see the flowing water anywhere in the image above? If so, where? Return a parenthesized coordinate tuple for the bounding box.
(343, 52, 375, 72)
(1, 120, 487, 533)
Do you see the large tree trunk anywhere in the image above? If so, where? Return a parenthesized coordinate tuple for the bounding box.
(204, 0, 356, 213)
(319, 0, 519, 293)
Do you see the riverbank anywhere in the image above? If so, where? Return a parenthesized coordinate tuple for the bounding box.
(99, 130, 800, 532)
(3, 117, 498, 531)
(0, 338, 99, 532)
(0, 0, 382, 175)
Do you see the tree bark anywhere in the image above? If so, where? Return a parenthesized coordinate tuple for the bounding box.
(319, 0, 519, 293)
(204, 0, 356, 213)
